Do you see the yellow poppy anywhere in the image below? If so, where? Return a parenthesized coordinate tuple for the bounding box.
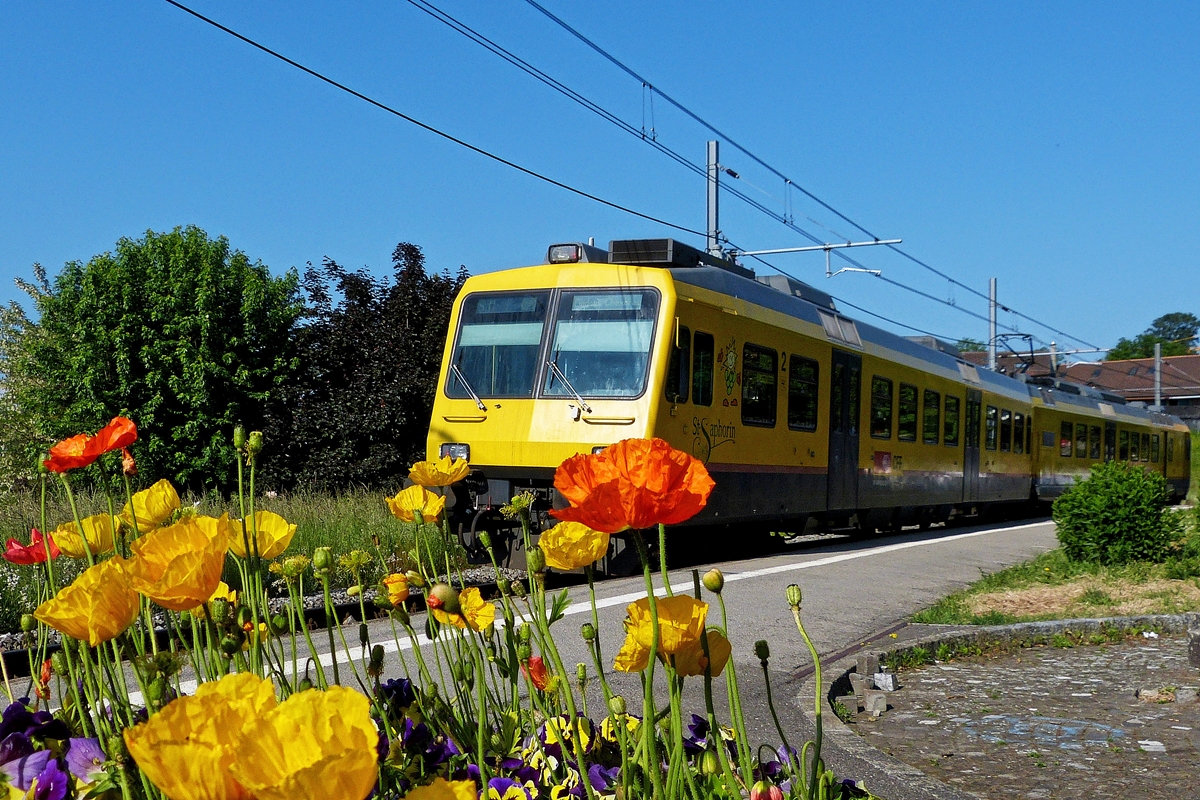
(382, 573, 409, 606)
(229, 686, 379, 800)
(52, 513, 116, 559)
(125, 672, 278, 800)
(672, 629, 732, 677)
(538, 521, 610, 572)
(386, 485, 446, 522)
(432, 586, 495, 631)
(408, 456, 470, 488)
(405, 779, 478, 800)
(34, 558, 139, 647)
(227, 511, 297, 560)
(126, 515, 229, 611)
(120, 478, 181, 533)
(612, 595, 708, 673)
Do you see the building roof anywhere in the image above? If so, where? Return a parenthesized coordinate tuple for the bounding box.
(1062, 354, 1200, 401)
(960, 349, 1057, 377)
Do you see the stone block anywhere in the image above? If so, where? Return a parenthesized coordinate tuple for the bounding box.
(864, 690, 888, 718)
(874, 672, 897, 691)
(1189, 628, 1200, 668)
(849, 673, 870, 698)
(834, 694, 861, 712)
(856, 653, 879, 677)
(1175, 687, 1197, 704)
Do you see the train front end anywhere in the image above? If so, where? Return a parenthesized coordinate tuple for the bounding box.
(426, 243, 677, 559)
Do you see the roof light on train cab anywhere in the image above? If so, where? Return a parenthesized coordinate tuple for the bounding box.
(439, 443, 470, 461)
(591, 446, 608, 455)
(547, 244, 582, 263)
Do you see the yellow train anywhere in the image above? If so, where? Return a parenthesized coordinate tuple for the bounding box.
(426, 238, 1190, 548)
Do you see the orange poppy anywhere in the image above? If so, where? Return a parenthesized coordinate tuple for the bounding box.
(43, 416, 138, 473)
(521, 655, 551, 691)
(550, 438, 715, 533)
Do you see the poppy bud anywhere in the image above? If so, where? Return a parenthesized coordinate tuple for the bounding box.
(220, 633, 242, 656)
(576, 662, 587, 684)
(702, 569, 725, 594)
(701, 750, 721, 776)
(581, 622, 597, 641)
(510, 581, 527, 599)
(297, 676, 314, 692)
(392, 605, 410, 626)
(347, 585, 361, 597)
(526, 547, 546, 574)
(478, 530, 492, 550)
(405, 570, 425, 588)
(359, 623, 370, 648)
(313, 546, 333, 573)
(106, 735, 128, 763)
(786, 583, 802, 608)
(20, 614, 36, 633)
(236, 606, 253, 630)
(266, 614, 287, 636)
(51, 651, 69, 676)
(247, 431, 264, 456)
(147, 676, 167, 708)
(750, 781, 784, 800)
(608, 695, 626, 716)
(754, 640, 770, 662)
(233, 426, 247, 449)
(517, 643, 532, 662)
(518, 623, 533, 644)
(37, 454, 49, 475)
(369, 645, 385, 673)
(210, 598, 231, 625)
(121, 448, 137, 477)
(428, 583, 460, 614)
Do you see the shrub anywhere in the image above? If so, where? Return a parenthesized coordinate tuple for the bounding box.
(1053, 461, 1180, 565)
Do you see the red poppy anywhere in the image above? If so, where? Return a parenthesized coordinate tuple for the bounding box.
(3, 528, 60, 565)
(522, 656, 551, 691)
(43, 416, 138, 473)
(550, 438, 716, 533)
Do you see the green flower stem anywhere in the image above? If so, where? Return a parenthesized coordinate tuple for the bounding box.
(39, 475, 58, 594)
(633, 531, 666, 800)
(289, 581, 326, 688)
(320, 577, 341, 684)
(58, 474, 95, 567)
(658, 523, 673, 597)
(717, 594, 754, 781)
(699, 625, 740, 793)
(473, 647, 491, 786)
(791, 605, 823, 800)
(760, 658, 802, 788)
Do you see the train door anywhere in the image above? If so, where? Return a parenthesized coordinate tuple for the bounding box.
(963, 389, 982, 503)
(827, 349, 862, 510)
(1104, 422, 1116, 462)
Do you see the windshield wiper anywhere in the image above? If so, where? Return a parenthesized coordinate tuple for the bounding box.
(450, 363, 487, 411)
(546, 359, 592, 413)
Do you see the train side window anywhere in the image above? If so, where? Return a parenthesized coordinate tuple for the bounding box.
(1013, 412, 1025, 454)
(943, 395, 960, 446)
(1060, 421, 1073, 457)
(692, 332, 714, 407)
(985, 406, 998, 451)
(923, 389, 940, 444)
(999, 409, 1012, 452)
(787, 355, 819, 432)
(1167, 435, 1174, 463)
(870, 376, 893, 439)
(741, 344, 777, 427)
(1119, 430, 1130, 460)
(665, 325, 691, 403)
(1026, 421, 1032, 454)
(1151, 434, 1160, 463)
(1088, 426, 1101, 460)
(1141, 433, 1150, 462)
(1042, 430, 1055, 448)
(848, 365, 861, 436)
(1075, 423, 1088, 459)
(897, 383, 918, 442)
(1104, 422, 1117, 461)
(1130, 431, 1140, 461)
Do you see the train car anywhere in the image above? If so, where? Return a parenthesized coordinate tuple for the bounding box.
(425, 238, 1190, 558)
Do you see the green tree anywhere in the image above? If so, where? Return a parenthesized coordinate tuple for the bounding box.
(1106, 312, 1198, 360)
(260, 242, 467, 489)
(1, 226, 303, 489)
(955, 337, 986, 352)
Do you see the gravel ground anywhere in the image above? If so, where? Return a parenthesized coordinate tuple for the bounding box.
(854, 635, 1200, 799)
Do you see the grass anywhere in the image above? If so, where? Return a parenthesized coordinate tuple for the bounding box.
(0, 482, 464, 634)
(912, 508, 1200, 625)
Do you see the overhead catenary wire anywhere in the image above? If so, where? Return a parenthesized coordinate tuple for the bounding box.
(160, 0, 704, 238)
(522, 0, 1100, 351)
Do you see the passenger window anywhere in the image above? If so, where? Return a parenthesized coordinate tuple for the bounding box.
(1026, 422, 1033, 455)
(665, 325, 690, 403)
(1089, 426, 1101, 460)
(870, 376, 893, 439)
(1119, 430, 1130, 460)
(741, 344, 777, 427)
(898, 383, 918, 442)
(1075, 423, 1088, 459)
(985, 406, 998, 451)
(787, 356, 819, 432)
(1013, 413, 1025, 455)
(1141, 433, 1150, 462)
(1167, 435, 1174, 463)
(943, 396, 960, 446)
(692, 332, 714, 407)
(1130, 431, 1140, 461)
(848, 365, 861, 436)
(1151, 434, 1160, 463)
(1000, 409, 1012, 452)
(923, 389, 940, 444)
(1060, 421, 1073, 457)
(1042, 430, 1055, 448)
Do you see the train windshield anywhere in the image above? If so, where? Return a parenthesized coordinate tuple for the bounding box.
(448, 291, 550, 397)
(543, 288, 659, 399)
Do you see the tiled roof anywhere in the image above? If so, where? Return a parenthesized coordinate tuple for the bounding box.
(1063, 354, 1200, 399)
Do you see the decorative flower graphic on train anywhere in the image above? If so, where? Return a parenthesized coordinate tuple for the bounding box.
(717, 336, 739, 406)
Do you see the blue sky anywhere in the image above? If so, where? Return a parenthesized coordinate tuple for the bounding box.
(2, 1, 1197, 354)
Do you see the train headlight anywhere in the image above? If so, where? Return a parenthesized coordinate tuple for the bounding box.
(440, 443, 470, 461)
(591, 445, 608, 455)
(548, 244, 582, 263)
